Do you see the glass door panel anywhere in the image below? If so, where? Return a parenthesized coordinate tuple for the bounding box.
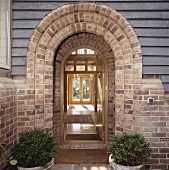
(70, 76, 92, 104)
(72, 78, 80, 101)
(83, 79, 90, 101)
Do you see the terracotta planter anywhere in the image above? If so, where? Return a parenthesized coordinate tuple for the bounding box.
(17, 158, 54, 170)
(109, 156, 143, 170)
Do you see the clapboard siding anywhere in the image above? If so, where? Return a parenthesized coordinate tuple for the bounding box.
(12, 0, 169, 91)
(143, 66, 169, 75)
(12, 57, 26, 65)
(12, 39, 29, 48)
(12, 66, 26, 75)
(162, 76, 169, 91)
(163, 84, 169, 91)
(13, 19, 169, 28)
(12, 48, 27, 57)
(13, 2, 65, 10)
(104, 2, 169, 11)
(120, 11, 169, 19)
(129, 20, 169, 28)
(143, 57, 169, 66)
(139, 38, 169, 47)
(13, 20, 39, 29)
(12, 19, 169, 29)
(135, 28, 169, 38)
(12, 11, 50, 19)
(13, 29, 33, 38)
(142, 47, 169, 56)
(12, 28, 169, 38)
(13, 2, 169, 10)
(12, 11, 169, 20)
(161, 75, 169, 82)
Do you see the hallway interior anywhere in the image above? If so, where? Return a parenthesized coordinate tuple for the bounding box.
(64, 104, 103, 143)
(59, 47, 107, 145)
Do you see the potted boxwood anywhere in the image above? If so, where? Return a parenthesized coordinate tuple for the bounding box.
(107, 132, 151, 170)
(11, 128, 58, 170)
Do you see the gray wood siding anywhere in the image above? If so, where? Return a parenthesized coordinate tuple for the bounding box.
(12, 0, 169, 91)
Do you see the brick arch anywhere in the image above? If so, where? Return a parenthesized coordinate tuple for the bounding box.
(56, 33, 114, 63)
(26, 2, 142, 140)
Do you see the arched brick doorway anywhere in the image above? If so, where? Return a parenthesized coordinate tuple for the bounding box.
(54, 33, 113, 144)
(26, 2, 142, 145)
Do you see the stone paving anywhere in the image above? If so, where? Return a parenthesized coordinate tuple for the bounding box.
(51, 164, 111, 170)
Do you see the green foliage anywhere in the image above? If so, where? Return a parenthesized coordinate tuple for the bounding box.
(160, 166, 167, 170)
(0, 141, 6, 152)
(9, 157, 18, 166)
(12, 128, 58, 168)
(107, 132, 151, 166)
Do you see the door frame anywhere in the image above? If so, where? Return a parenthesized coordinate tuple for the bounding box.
(60, 46, 108, 144)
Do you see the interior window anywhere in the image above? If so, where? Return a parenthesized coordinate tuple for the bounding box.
(72, 48, 95, 55)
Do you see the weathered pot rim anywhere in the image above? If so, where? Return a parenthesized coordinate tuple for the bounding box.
(17, 166, 43, 170)
(17, 158, 54, 170)
(109, 155, 144, 170)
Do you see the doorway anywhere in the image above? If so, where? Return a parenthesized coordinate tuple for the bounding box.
(62, 47, 107, 144)
(26, 2, 142, 149)
(69, 75, 92, 104)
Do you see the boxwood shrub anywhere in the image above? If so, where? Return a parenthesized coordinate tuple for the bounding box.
(107, 132, 151, 166)
(12, 128, 58, 168)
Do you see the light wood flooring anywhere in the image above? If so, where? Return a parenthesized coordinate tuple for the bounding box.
(64, 105, 102, 141)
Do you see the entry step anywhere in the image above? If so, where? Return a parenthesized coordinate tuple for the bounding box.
(60, 142, 106, 149)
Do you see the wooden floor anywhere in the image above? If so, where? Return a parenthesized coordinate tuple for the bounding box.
(64, 104, 102, 142)
(55, 148, 109, 164)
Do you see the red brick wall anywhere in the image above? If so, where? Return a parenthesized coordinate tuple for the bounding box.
(133, 75, 169, 169)
(16, 79, 35, 134)
(0, 78, 17, 169)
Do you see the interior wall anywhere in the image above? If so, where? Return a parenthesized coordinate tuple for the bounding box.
(96, 56, 104, 139)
